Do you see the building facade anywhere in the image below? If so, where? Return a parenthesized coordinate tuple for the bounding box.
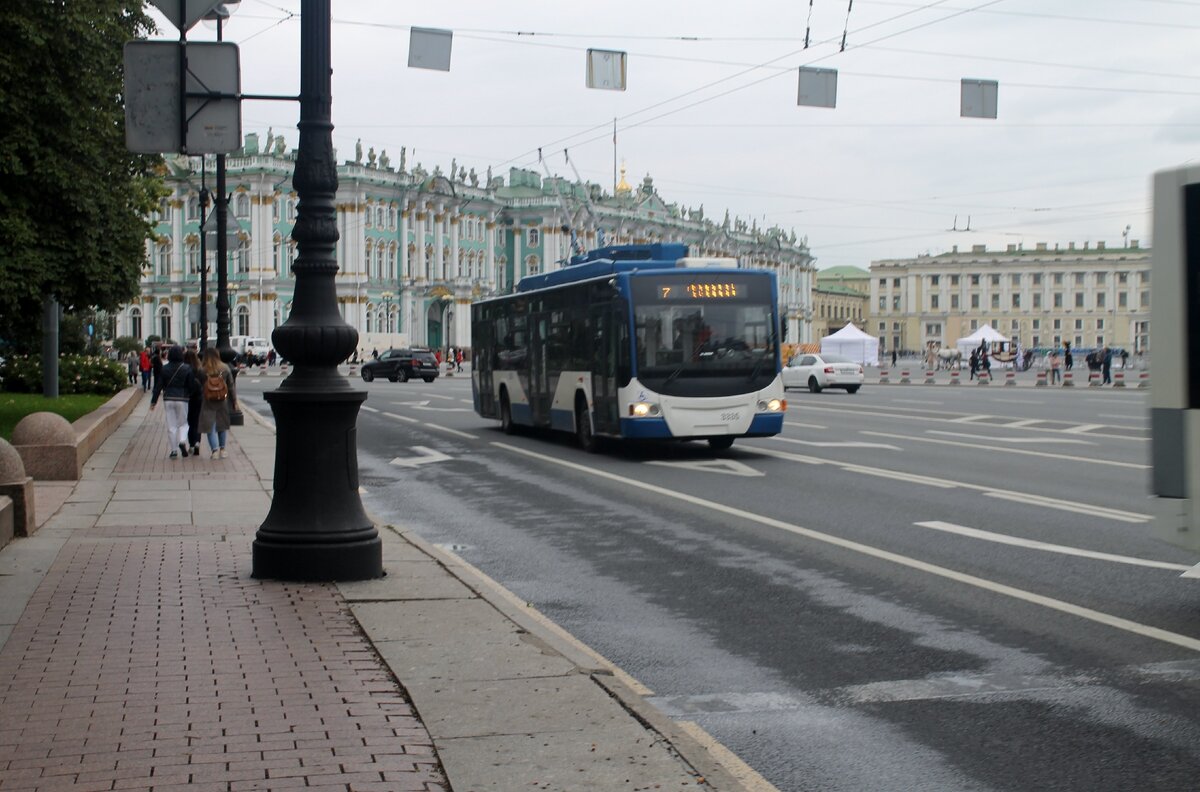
(120, 133, 816, 353)
(812, 265, 870, 339)
(869, 241, 1151, 356)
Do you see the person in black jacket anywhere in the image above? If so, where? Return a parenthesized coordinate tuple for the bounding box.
(149, 345, 198, 459)
(183, 348, 203, 457)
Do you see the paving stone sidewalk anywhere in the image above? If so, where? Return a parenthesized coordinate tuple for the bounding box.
(0, 400, 445, 792)
(0, 396, 754, 792)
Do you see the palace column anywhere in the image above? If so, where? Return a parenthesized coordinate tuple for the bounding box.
(399, 202, 409, 279)
(450, 209, 460, 281)
(432, 205, 445, 281)
(414, 206, 426, 281)
(485, 214, 496, 290)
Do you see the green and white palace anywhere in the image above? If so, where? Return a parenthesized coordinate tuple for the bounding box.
(119, 132, 815, 354)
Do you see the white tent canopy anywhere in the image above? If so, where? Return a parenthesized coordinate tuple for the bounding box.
(956, 324, 1009, 355)
(820, 322, 879, 366)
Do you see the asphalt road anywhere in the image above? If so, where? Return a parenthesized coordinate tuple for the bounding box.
(237, 371, 1200, 792)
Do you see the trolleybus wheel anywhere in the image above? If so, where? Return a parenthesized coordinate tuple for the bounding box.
(500, 392, 515, 435)
(575, 397, 598, 453)
(708, 436, 735, 451)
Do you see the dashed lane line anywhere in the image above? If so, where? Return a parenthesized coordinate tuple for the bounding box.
(914, 521, 1191, 571)
(493, 442, 1199, 653)
(861, 430, 1147, 470)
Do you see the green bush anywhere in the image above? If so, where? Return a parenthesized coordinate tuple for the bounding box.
(0, 354, 127, 395)
(113, 336, 142, 356)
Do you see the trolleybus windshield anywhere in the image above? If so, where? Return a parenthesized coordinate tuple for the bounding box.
(630, 273, 778, 391)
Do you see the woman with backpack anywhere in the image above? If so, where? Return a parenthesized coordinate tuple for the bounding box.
(199, 347, 237, 459)
(149, 345, 198, 459)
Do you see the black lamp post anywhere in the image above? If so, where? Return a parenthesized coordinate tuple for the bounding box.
(252, 0, 382, 581)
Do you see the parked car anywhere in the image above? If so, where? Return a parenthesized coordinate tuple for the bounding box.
(360, 348, 440, 383)
(783, 352, 864, 393)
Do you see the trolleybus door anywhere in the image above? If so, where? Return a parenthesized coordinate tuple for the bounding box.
(590, 305, 620, 434)
(530, 312, 551, 425)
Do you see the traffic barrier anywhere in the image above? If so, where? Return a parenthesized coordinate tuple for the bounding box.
(1113, 371, 1126, 388)
(280, 363, 289, 376)
(1088, 370, 1101, 387)
(900, 369, 911, 384)
(1138, 371, 1150, 389)
(977, 370, 991, 385)
(949, 370, 961, 385)
(1035, 370, 1048, 387)
(924, 370, 936, 385)
(1004, 370, 1017, 386)
(348, 365, 357, 377)
(1062, 370, 1075, 387)
(879, 369, 890, 384)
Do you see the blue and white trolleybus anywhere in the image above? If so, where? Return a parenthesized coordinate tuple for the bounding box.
(471, 243, 786, 451)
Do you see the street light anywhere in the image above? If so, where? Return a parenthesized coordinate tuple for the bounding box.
(380, 290, 394, 335)
(253, 0, 382, 582)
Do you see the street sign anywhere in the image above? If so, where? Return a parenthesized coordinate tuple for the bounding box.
(149, 0, 225, 33)
(798, 66, 837, 109)
(409, 27, 452, 71)
(586, 49, 627, 90)
(961, 79, 999, 119)
(124, 41, 241, 154)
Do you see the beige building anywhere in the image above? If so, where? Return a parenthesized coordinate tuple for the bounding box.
(813, 266, 870, 339)
(869, 241, 1151, 356)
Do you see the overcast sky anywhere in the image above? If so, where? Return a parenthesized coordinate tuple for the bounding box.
(152, 0, 1200, 269)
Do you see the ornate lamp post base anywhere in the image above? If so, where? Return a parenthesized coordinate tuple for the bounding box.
(253, 388, 381, 581)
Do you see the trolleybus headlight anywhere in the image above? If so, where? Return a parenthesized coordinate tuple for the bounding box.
(630, 402, 661, 417)
(758, 399, 786, 412)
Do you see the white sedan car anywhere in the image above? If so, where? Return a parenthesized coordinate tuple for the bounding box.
(783, 352, 864, 393)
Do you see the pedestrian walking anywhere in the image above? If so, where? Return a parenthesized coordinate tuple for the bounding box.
(149, 345, 198, 459)
(199, 347, 237, 459)
(139, 347, 152, 391)
(1049, 350, 1062, 384)
(969, 349, 979, 380)
(151, 343, 166, 393)
(1063, 341, 1074, 371)
(267, 348, 276, 367)
(184, 348, 203, 457)
(126, 352, 138, 385)
(1102, 345, 1113, 385)
(455, 347, 464, 373)
(891, 349, 898, 368)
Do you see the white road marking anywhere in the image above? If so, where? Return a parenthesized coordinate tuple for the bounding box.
(890, 399, 944, 405)
(862, 431, 1147, 470)
(392, 400, 431, 407)
(791, 403, 1150, 441)
(493, 442, 1200, 653)
(927, 430, 1093, 446)
(426, 393, 458, 401)
(382, 411, 418, 423)
(1099, 413, 1146, 421)
(1182, 563, 1200, 579)
(361, 405, 380, 413)
(773, 437, 901, 450)
(389, 446, 452, 468)
(785, 421, 828, 430)
(425, 424, 479, 440)
(982, 491, 1147, 524)
(412, 404, 473, 412)
(646, 459, 764, 477)
(914, 521, 1191, 571)
(1063, 423, 1105, 434)
(753, 444, 1150, 523)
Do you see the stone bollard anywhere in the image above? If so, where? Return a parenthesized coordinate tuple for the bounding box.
(1035, 370, 1048, 387)
(924, 370, 936, 385)
(879, 369, 890, 384)
(1113, 371, 1126, 388)
(1004, 370, 1017, 386)
(0, 439, 35, 539)
(900, 369, 911, 384)
(1063, 370, 1075, 387)
(1138, 371, 1150, 389)
(949, 370, 961, 385)
(1089, 371, 1101, 387)
(977, 370, 991, 385)
(348, 365, 358, 378)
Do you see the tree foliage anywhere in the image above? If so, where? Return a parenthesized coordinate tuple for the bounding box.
(0, 3, 164, 351)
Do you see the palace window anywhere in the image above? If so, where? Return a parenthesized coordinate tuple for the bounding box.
(235, 193, 250, 218)
(129, 308, 142, 341)
(527, 228, 541, 248)
(1075, 293, 1084, 308)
